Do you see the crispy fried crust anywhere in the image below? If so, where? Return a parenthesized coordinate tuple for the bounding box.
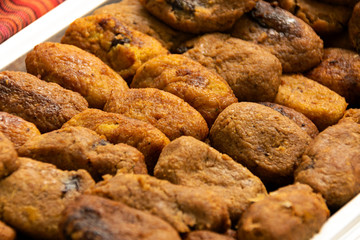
(182, 33, 281, 102)
(0, 221, 16, 240)
(0, 158, 95, 240)
(275, 74, 348, 130)
(104, 88, 208, 141)
(185, 230, 235, 240)
(277, 0, 352, 36)
(131, 54, 238, 126)
(61, 14, 168, 80)
(93, 0, 194, 51)
(18, 127, 147, 181)
(306, 48, 360, 107)
(0, 132, 18, 179)
(26, 42, 128, 109)
(339, 108, 360, 124)
(231, 0, 323, 73)
(154, 136, 267, 222)
(0, 71, 88, 133)
(90, 173, 231, 233)
(0, 112, 40, 150)
(139, 0, 258, 34)
(237, 183, 329, 240)
(63, 109, 169, 174)
(59, 194, 181, 240)
(260, 102, 319, 138)
(295, 121, 360, 210)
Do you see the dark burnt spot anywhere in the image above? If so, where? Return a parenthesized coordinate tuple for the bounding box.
(167, 0, 195, 12)
(111, 35, 131, 47)
(173, 45, 193, 54)
(329, 60, 338, 65)
(92, 139, 109, 149)
(64, 206, 114, 240)
(62, 175, 81, 197)
(251, 1, 302, 37)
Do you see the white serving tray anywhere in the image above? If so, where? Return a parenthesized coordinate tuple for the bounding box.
(0, 0, 359, 239)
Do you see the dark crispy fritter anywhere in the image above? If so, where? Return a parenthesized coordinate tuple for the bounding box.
(231, 0, 323, 73)
(154, 136, 267, 222)
(0, 221, 16, 240)
(26, 42, 129, 109)
(277, 0, 352, 36)
(0, 71, 88, 133)
(61, 14, 168, 80)
(90, 173, 231, 233)
(60, 194, 181, 240)
(185, 230, 235, 240)
(0, 158, 95, 240)
(182, 33, 281, 102)
(275, 74, 348, 130)
(104, 88, 208, 141)
(237, 183, 329, 240)
(306, 48, 360, 107)
(93, 0, 194, 51)
(0, 112, 40, 150)
(131, 54, 238, 126)
(139, 0, 258, 34)
(63, 109, 169, 174)
(0, 132, 18, 179)
(295, 121, 360, 210)
(349, 2, 360, 52)
(18, 127, 147, 181)
(210, 102, 311, 186)
(260, 102, 319, 138)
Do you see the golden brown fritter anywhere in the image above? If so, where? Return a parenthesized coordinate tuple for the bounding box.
(154, 136, 267, 223)
(60, 194, 181, 240)
(0, 132, 18, 179)
(63, 109, 169, 174)
(131, 54, 238, 126)
(231, 0, 323, 73)
(90, 173, 231, 233)
(349, 2, 360, 52)
(237, 183, 329, 240)
(18, 127, 147, 181)
(277, 0, 352, 36)
(26, 42, 129, 109)
(0, 112, 40, 151)
(104, 88, 208, 141)
(306, 48, 360, 107)
(275, 74, 348, 130)
(182, 33, 281, 102)
(139, 0, 258, 34)
(0, 71, 88, 133)
(93, 0, 194, 51)
(295, 121, 360, 210)
(0, 221, 16, 240)
(260, 102, 319, 138)
(209, 102, 311, 186)
(0, 157, 95, 240)
(61, 14, 168, 80)
(339, 108, 360, 124)
(185, 231, 235, 240)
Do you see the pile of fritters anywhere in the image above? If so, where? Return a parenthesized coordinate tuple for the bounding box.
(1, 0, 360, 239)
